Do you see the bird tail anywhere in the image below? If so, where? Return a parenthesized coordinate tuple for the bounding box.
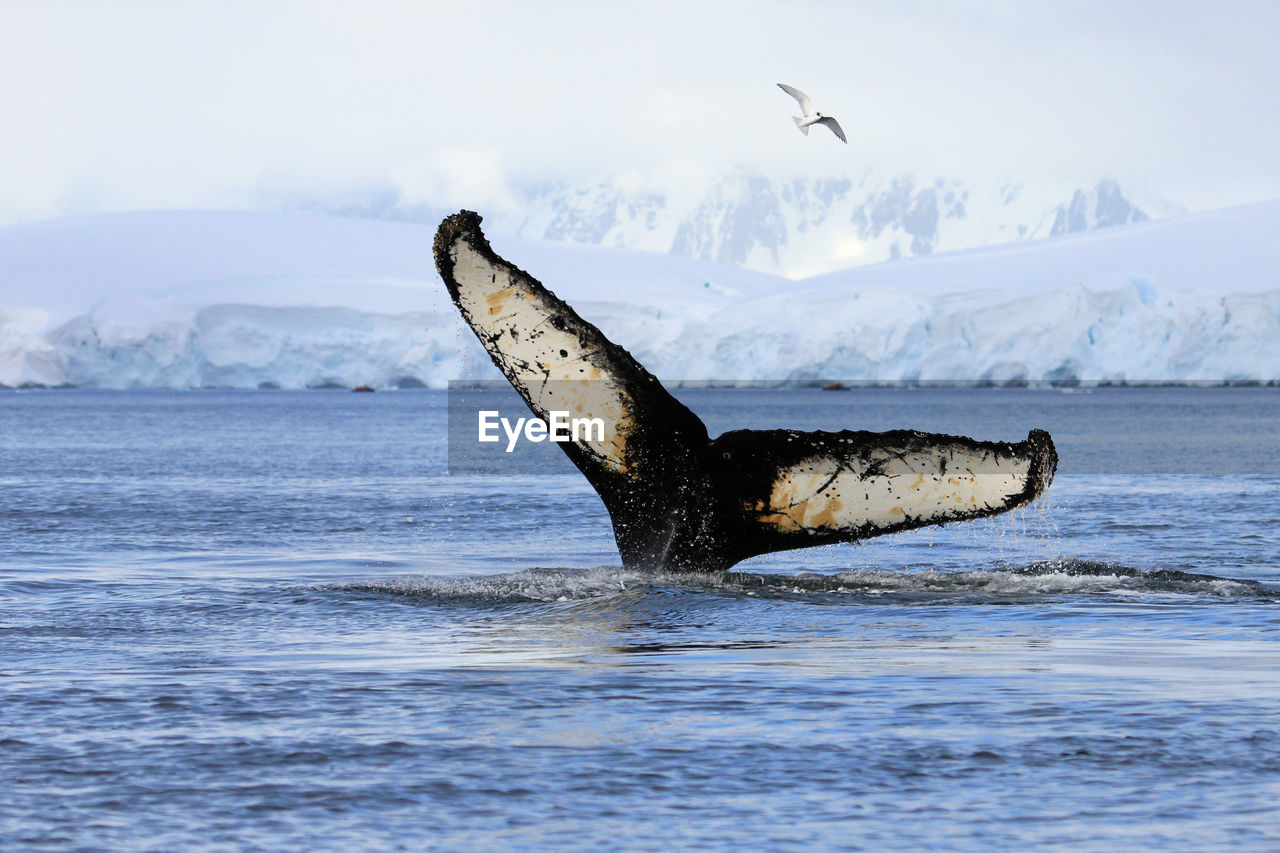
(793, 116, 809, 136)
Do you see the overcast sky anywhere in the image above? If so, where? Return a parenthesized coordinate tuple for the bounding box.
(2, 0, 1277, 224)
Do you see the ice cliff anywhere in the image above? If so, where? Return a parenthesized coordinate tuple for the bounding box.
(1, 204, 1276, 389)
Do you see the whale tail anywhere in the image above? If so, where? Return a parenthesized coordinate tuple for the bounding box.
(793, 115, 810, 135)
(433, 211, 1057, 572)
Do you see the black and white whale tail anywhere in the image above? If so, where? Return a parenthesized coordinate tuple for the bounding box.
(434, 211, 1057, 572)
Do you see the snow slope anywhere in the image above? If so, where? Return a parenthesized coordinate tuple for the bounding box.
(0, 210, 779, 388)
(0, 204, 1277, 388)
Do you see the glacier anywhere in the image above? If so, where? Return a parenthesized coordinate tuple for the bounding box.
(0, 204, 1277, 389)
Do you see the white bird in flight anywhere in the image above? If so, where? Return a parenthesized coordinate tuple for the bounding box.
(777, 83, 847, 143)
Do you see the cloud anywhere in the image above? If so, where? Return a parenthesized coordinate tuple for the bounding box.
(393, 147, 518, 215)
(0, 0, 1277, 223)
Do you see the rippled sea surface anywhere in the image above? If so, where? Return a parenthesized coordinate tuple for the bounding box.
(3, 388, 1279, 851)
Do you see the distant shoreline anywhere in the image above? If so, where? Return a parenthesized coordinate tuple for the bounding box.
(6, 380, 1279, 391)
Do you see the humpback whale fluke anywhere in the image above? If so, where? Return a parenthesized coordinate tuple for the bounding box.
(434, 210, 1057, 572)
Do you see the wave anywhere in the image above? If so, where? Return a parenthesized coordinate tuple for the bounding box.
(336, 559, 1276, 606)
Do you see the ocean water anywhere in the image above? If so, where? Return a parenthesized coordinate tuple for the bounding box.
(2, 387, 1279, 851)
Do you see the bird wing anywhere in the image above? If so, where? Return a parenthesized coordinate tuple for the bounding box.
(777, 83, 813, 115)
(433, 211, 709, 489)
(710, 427, 1056, 561)
(816, 116, 847, 143)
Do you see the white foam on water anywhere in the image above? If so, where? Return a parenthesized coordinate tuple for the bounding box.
(340, 559, 1272, 605)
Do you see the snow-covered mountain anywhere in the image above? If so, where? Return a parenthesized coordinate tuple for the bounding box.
(502, 171, 1184, 278)
(0, 202, 1276, 389)
(290, 171, 1183, 279)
